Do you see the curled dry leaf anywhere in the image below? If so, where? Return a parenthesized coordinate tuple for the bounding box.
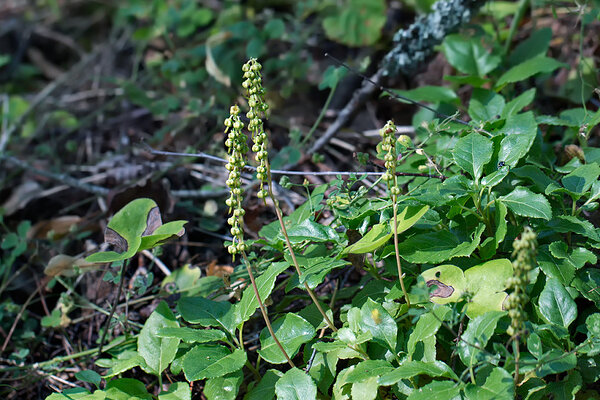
(45, 254, 102, 277)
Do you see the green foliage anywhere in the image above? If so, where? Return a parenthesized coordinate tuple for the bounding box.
(44, 3, 600, 399)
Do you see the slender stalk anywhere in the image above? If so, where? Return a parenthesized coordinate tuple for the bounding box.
(266, 167, 337, 332)
(392, 195, 410, 308)
(514, 337, 521, 386)
(99, 259, 128, 354)
(240, 252, 294, 368)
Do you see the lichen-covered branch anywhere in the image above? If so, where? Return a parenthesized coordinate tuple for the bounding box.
(382, 0, 487, 76)
(308, 0, 486, 155)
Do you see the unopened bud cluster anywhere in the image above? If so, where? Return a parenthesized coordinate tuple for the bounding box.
(242, 58, 270, 199)
(224, 105, 248, 255)
(380, 120, 400, 196)
(506, 227, 537, 337)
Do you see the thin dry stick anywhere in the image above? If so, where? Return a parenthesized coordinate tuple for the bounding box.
(240, 252, 294, 368)
(266, 166, 337, 333)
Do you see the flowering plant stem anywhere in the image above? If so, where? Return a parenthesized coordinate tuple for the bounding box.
(266, 167, 338, 333)
(392, 195, 410, 308)
(241, 251, 294, 368)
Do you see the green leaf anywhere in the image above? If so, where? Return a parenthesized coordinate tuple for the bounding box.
(182, 346, 246, 381)
(538, 246, 575, 286)
(464, 367, 514, 400)
(359, 298, 398, 352)
(391, 86, 458, 104)
(246, 370, 283, 400)
(283, 218, 338, 243)
(341, 205, 429, 255)
(99, 350, 146, 378)
(204, 371, 243, 400)
(458, 311, 505, 366)
(586, 314, 600, 337)
(512, 165, 556, 193)
(453, 132, 493, 182)
(322, 0, 385, 47)
(158, 382, 191, 400)
(344, 360, 394, 383)
(351, 376, 378, 400)
(45, 388, 104, 400)
(545, 371, 582, 400)
(86, 198, 186, 263)
(537, 349, 578, 378)
(407, 306, 451, 358)
(539, 278, 577, 328)
(502, 88, 536, 118)
(572, 268, 600, 305)
(137, 301, 180, 376)
(496, 56, 566, 88)
(258, 314, 316, 364)
(497, 112, 538, 168)
(468, 89, 505, 122)
(549, 241, 597, 269)
(236, 261, 289, 324)
(378, 360, 458, 385)
(397, 224, 485, 263)
(75, 370, 102, 389)
(442, 34, 501, 77)
(509, 27, 552, 66)
(105, 378, 152, 400)
(407, 380, 461, 400)
(562, 163, 600, 195)
(156, 327, 225, 344)
(499, 187, 552, 220)
(482, 166, 509, 188)
(177, 297, 237, 335)
(319, 65, 347, 90)
(274, 368, 317, 400)
(287, 255, 349, 290)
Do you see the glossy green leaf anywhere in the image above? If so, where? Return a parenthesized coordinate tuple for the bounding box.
(545, 370, 583, 399)
(359, 298, 397, 352)
(468, 89, 505, 122)
(177, 297, 237, 334)
(549, 241, 597, 270)
(538, 246, 575, 286)
(275, 368, 317, 400)
(512, 165, 556, 193)
(46, 388, 105, 400)
(500, 187, 552, 220)
(482, 166, 509, 188)
(287, 255, 348, 290)
(496, 56, 566, 88)
(497, 112, 538, 168)
(156, 327, 225, 344)
(158, 382, 191, 400)
(502, 88, 536, 118)
(99, 350, 146, 378)
(407, 306, 450, 358)
(204, 371, 243, 400)
(105, 378, 152, 400)
(341, 205, 429, 255)
(537, 349, 578, 378)
(442, 34, 501, 76)
(182, 346, 246, 381)
(283, 218, 338, 243)
(236, 261, 289, 324)
(586, 314, 600, 337)
(245, 370, 283, 400)
(378, 360, 458, 385)
(453, 132, 493, 182)
(572, 268, 600, 305)
(539, 278, 577, 328)
(458, 311, 505, 366)
(562, 163, 600, 195)
(397, 224, 485, 263)
(547, 215, 600, 242)
(344, 360, 394, 383)
(258, 314, 316, 364)
(138, 301, 180, 376)
(407, 380, 461, 400)
(464, 367, 514, 400)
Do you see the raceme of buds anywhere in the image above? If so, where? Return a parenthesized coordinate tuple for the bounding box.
(380, 120, 401, 196)
(506, 227, 537, 337)
(242, 58, 270, 199)
(224, 105, 248, 256)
